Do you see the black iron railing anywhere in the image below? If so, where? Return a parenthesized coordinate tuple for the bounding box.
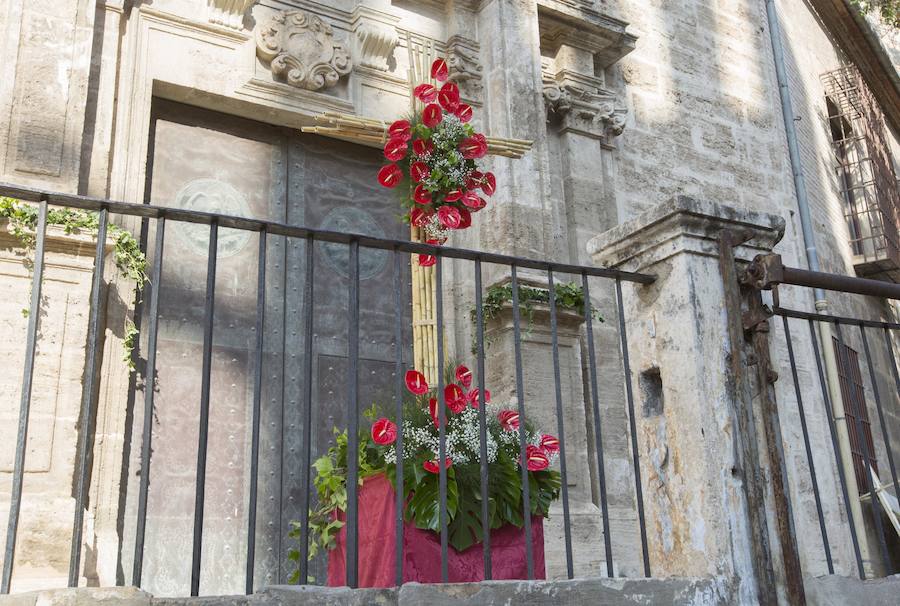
(0, 183, 655, 596)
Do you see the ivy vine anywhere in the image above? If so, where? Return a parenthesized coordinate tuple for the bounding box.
(469, 282, 603, 353)
(0, 197, 148, 369)
(850, 0, 900, 27)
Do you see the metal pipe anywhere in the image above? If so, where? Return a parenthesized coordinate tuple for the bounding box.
(764, 0, 870, 574)
(783, 266, 900, 300)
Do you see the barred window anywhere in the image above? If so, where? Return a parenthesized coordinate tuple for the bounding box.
(832, 337, 879, 493)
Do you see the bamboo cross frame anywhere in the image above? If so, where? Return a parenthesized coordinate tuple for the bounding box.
(301, 33, 534, 383)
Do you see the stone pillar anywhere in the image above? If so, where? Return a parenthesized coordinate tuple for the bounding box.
(588, 197, 785, 604)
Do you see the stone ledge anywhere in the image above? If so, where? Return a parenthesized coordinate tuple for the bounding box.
(805, 573, 900, 606)
(587, 196, 786, 273)
(0, 577, 735, 606)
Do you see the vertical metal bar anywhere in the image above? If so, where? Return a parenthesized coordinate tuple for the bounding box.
(346, 239, 360, 588)
(297, 236, 315, 585)
(582, 272, 614, 577)
(1, 199, 49, 595)
(474, 260, 491, 580)
(68, 208, 109, 587)
(245, 228, 267, 594)
(781, 316, 833, 573)
(883, 327, 900, 502)
(133, 216, 166, 587)
(859, 326, 900, 506)
(509, 266, 534, 580)
(615, 278, 650, 578)
(191, 222, 219, 596)
(809, 319, 864, 579)
(393, 248, 405, 586)
(834, 322, 891, 568)
(547, 270, 573, 579)
(435, 255, 449, 583)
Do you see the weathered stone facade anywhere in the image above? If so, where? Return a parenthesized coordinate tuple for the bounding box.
(0, 0, 898, 604)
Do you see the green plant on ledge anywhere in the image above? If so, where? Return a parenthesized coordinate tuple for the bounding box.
(0, 197, 149, 369)
(469, 282, 603, 353)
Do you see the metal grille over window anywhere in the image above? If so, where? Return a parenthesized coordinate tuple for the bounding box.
(822, 65, 900, 282)
(832, 337, 879, 492)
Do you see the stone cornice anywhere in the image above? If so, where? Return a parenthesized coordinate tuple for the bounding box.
(808, 0, 900, 133)
(589, 196, 786, 273)
(537, 1, 636, 67)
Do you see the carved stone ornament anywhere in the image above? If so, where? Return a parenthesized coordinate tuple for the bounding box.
(256, 10, 352, 91)
(352, 6, 399, 71)
(446, 35, 484, 99)
(208, 0, 256, 30)
(543, 71, 627, 138)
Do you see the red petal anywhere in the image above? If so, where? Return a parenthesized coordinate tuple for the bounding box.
(437, 205, 461, 229)
(454, 103, 473, 123)
(438, 82, 460, 113)
(414, 184, 432, 205)
(444, 189, 463, 202)
(418, 254, 436, 267)
(378, 164, 403, 188)
(413, 139, 434, 156)
(455, 365, 472, 388)
(482, 172, 496, 196)
(405, 369, 429, 395)
(413, 83, 438, 103)
(462, 191, 486, 210)
(422, 104, 443, 129)
(384, 138, 408, 162)
(411, 161, 430, 183)
(457, 207, 471, 229)
(431, 58, 449, 82)
(389, 120, 411, 141)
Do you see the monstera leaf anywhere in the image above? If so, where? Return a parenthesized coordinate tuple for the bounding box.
(406, 469, 459, 532)
(447, 470, 494, 552)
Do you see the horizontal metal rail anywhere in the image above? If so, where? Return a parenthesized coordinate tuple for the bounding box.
(0, 182, 656, 285)
(743, 252, 900, 300)
(773, 306, 900, 330)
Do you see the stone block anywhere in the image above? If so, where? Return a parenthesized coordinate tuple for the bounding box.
(261, 585, 397, 606)
(805, 574, 900, 606)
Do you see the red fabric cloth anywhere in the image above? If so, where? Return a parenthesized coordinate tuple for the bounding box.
(327, 473, 545, 587)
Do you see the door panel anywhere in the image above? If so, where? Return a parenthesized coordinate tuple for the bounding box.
(134, 100, 410, 595)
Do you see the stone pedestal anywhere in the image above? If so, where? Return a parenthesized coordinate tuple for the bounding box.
(588, 197, 785, 603)
(0, 221, 134, 592)
(483, 302, 607, 579)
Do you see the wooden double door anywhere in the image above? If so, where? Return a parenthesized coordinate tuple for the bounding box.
(134, 100, 411, 595)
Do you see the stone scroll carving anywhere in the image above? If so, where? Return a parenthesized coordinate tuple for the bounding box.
(446, 35, 484, 100)
(207, 0, 256, 30)
(256, 10, 352, 91)
(543, 71, 627, 139)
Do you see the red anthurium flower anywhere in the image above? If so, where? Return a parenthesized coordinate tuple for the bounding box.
(419, 254, 437, 267)
(389, 120, 412, 141)
(466, 171, 483, 189)
(371, 418, 398, 445)
(459, 134, 488, 159)
(423, 457, 453, 474)
(405, 369, 429, 395)
(414, 184, 433, 205)
(455, 103, 473, 123)
(431, 58, 449, 82)
(384, 138, 408, 162)
(411, 161, 430, 183)
(540, 434, 560, 455)
(429, 397, 440, 428)
(498, 410, 520, 431)
(409, 208, 430, 228)
(444, 189, 463, 203)
(458, 207, 472, 229)
(481, 172, 497, 196)
(378, 164, 403, 188)
(468, 388, 491, 408)
(445, 384, 466, 413)
(414, 83, 438, 103)
(455, 365, 472, 388)
(525, 445, 550, 471)
(437, 205, 462, 229)
(422, 103, 443, 128)
(462, 191, 486, 211)
(438, 82, 460, 113)
(413, 139, 434, 157)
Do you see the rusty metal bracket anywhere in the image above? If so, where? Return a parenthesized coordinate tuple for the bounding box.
(741, 253, 784, 291)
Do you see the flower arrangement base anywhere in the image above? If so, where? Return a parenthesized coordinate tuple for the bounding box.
(327, 474, 546, 587)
